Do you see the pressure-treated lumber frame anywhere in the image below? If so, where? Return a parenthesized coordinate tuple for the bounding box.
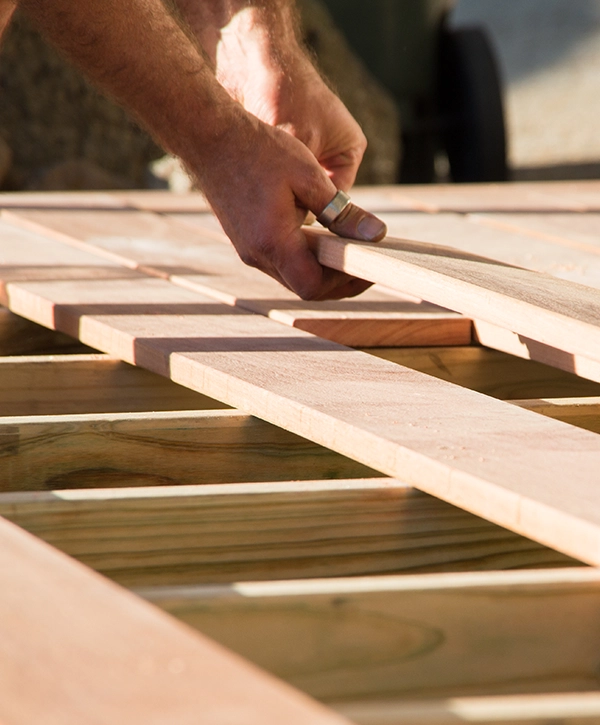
(0, 408, 373, 491)
(0, 478, 573, 587)
(334, 692, 600, 725)
(137, 568, 600, 702)
(0, 353, 223, 415)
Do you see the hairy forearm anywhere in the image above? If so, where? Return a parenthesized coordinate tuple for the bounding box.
(10, 0, 382, 302)
(172, 0, 300, 62)
(171, 0, 306, 87)
(18, 0, 243, 169)
(0, 0, 16, 40)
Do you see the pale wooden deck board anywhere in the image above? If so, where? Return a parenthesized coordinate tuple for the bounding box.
(2, 207, 470, 348)
(349, 181, 600, 213)
(313, 230, 600, 363)
(2, 228, 600, 564)
(380, 212, 600, 287)
(0, 516, 348, 725)
(2, 185, 600, 723)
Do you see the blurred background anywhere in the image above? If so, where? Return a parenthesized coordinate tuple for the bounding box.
(453, 0, 600, 181)
(1, 0, 600, 190)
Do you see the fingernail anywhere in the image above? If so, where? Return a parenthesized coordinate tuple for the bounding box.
(357, 215, 387, 241)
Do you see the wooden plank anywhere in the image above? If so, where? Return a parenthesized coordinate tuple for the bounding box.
(0, 409, 373, 492)
(334, 692, 600, 724)
(167, 211, 470, 346)
(367, 347, 600, 400)
(3, 233, 600, 565)
(352, 212, 600, 379)
(472, 320, 600, 384)
(137, 568, 600, 702)
(0, 354, 223, 416)
(0, 215, 144, 275)
(0, 479, 573, 588)
(0, 190, 127, 209)
(0, 515, 348, 725)
(471, 212, 600, 258)
(354, 181, 600, 213)
(511, 397, 600, 435)
(0, 305, 91, 355)
(17, 201, 600, 379)
(313, 229, 600, 366)
(361, 213, 600, 381)
(121, 189, 211, 212)
(2, 207, 471, 348)
(379, 212, 600, 288)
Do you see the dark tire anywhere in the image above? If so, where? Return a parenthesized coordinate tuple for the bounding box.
(399, 126, 436, 184)
(438, 25, 508, 182)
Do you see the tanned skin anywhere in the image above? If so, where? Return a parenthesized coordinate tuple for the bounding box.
(2, 0, 387, 300)
(0, 1, 15, 39)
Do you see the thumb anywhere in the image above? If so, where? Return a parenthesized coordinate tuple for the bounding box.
(328, 201, 387, 242)
(295, 165, 387, 243)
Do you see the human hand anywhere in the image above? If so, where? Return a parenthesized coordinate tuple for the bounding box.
(162, 1, 385, 298)
(193, 106, 386, 301)
(212, 13, 366, 192)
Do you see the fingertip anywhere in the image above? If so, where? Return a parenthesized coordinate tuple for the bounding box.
(329, 204, 387, 242)
(357, 214, 387, 242)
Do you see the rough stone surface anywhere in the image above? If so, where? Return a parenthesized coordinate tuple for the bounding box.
(0, 5, 399, 191)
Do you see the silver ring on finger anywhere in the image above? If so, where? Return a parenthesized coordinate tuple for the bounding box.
(316, 190, 351, 228)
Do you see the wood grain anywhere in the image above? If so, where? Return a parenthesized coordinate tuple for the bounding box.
(334, 692, 600, 724)
(511, 396, 600, 435)
(138, 568, 600, 702)
(0, 515, 348, 725)
(3, 207, 471, 348)
(0, 354, 222, 416)
(0, 190, 127, 209)
(357, 212, 600, 379)
(0, 305, 91, 355)
(472, 212, 600, 258)
(0, 478, 573, 588)
(0, 409, 373, 492)
(367, 346, 600, 400)
(380, 212, 600, 288)
(351, 181, 600, 213)
(3, 232, 600, 565)
(313, 230, 600, 365)
(472, 320, 600, 383)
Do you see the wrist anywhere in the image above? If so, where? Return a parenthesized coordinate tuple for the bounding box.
(168, 87, 255, 184)
(214, 7, 318, 123)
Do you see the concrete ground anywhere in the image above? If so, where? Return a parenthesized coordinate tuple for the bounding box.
(452, 0, 600, 178)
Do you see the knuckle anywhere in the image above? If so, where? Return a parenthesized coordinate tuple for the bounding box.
(357, 130, 368, 153)
(237, 247, 260, 268)
(299, 164, 328, 198)
(237, 234, 276, 271)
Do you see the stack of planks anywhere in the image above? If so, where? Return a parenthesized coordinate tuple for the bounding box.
(2, 181, 600, 723)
